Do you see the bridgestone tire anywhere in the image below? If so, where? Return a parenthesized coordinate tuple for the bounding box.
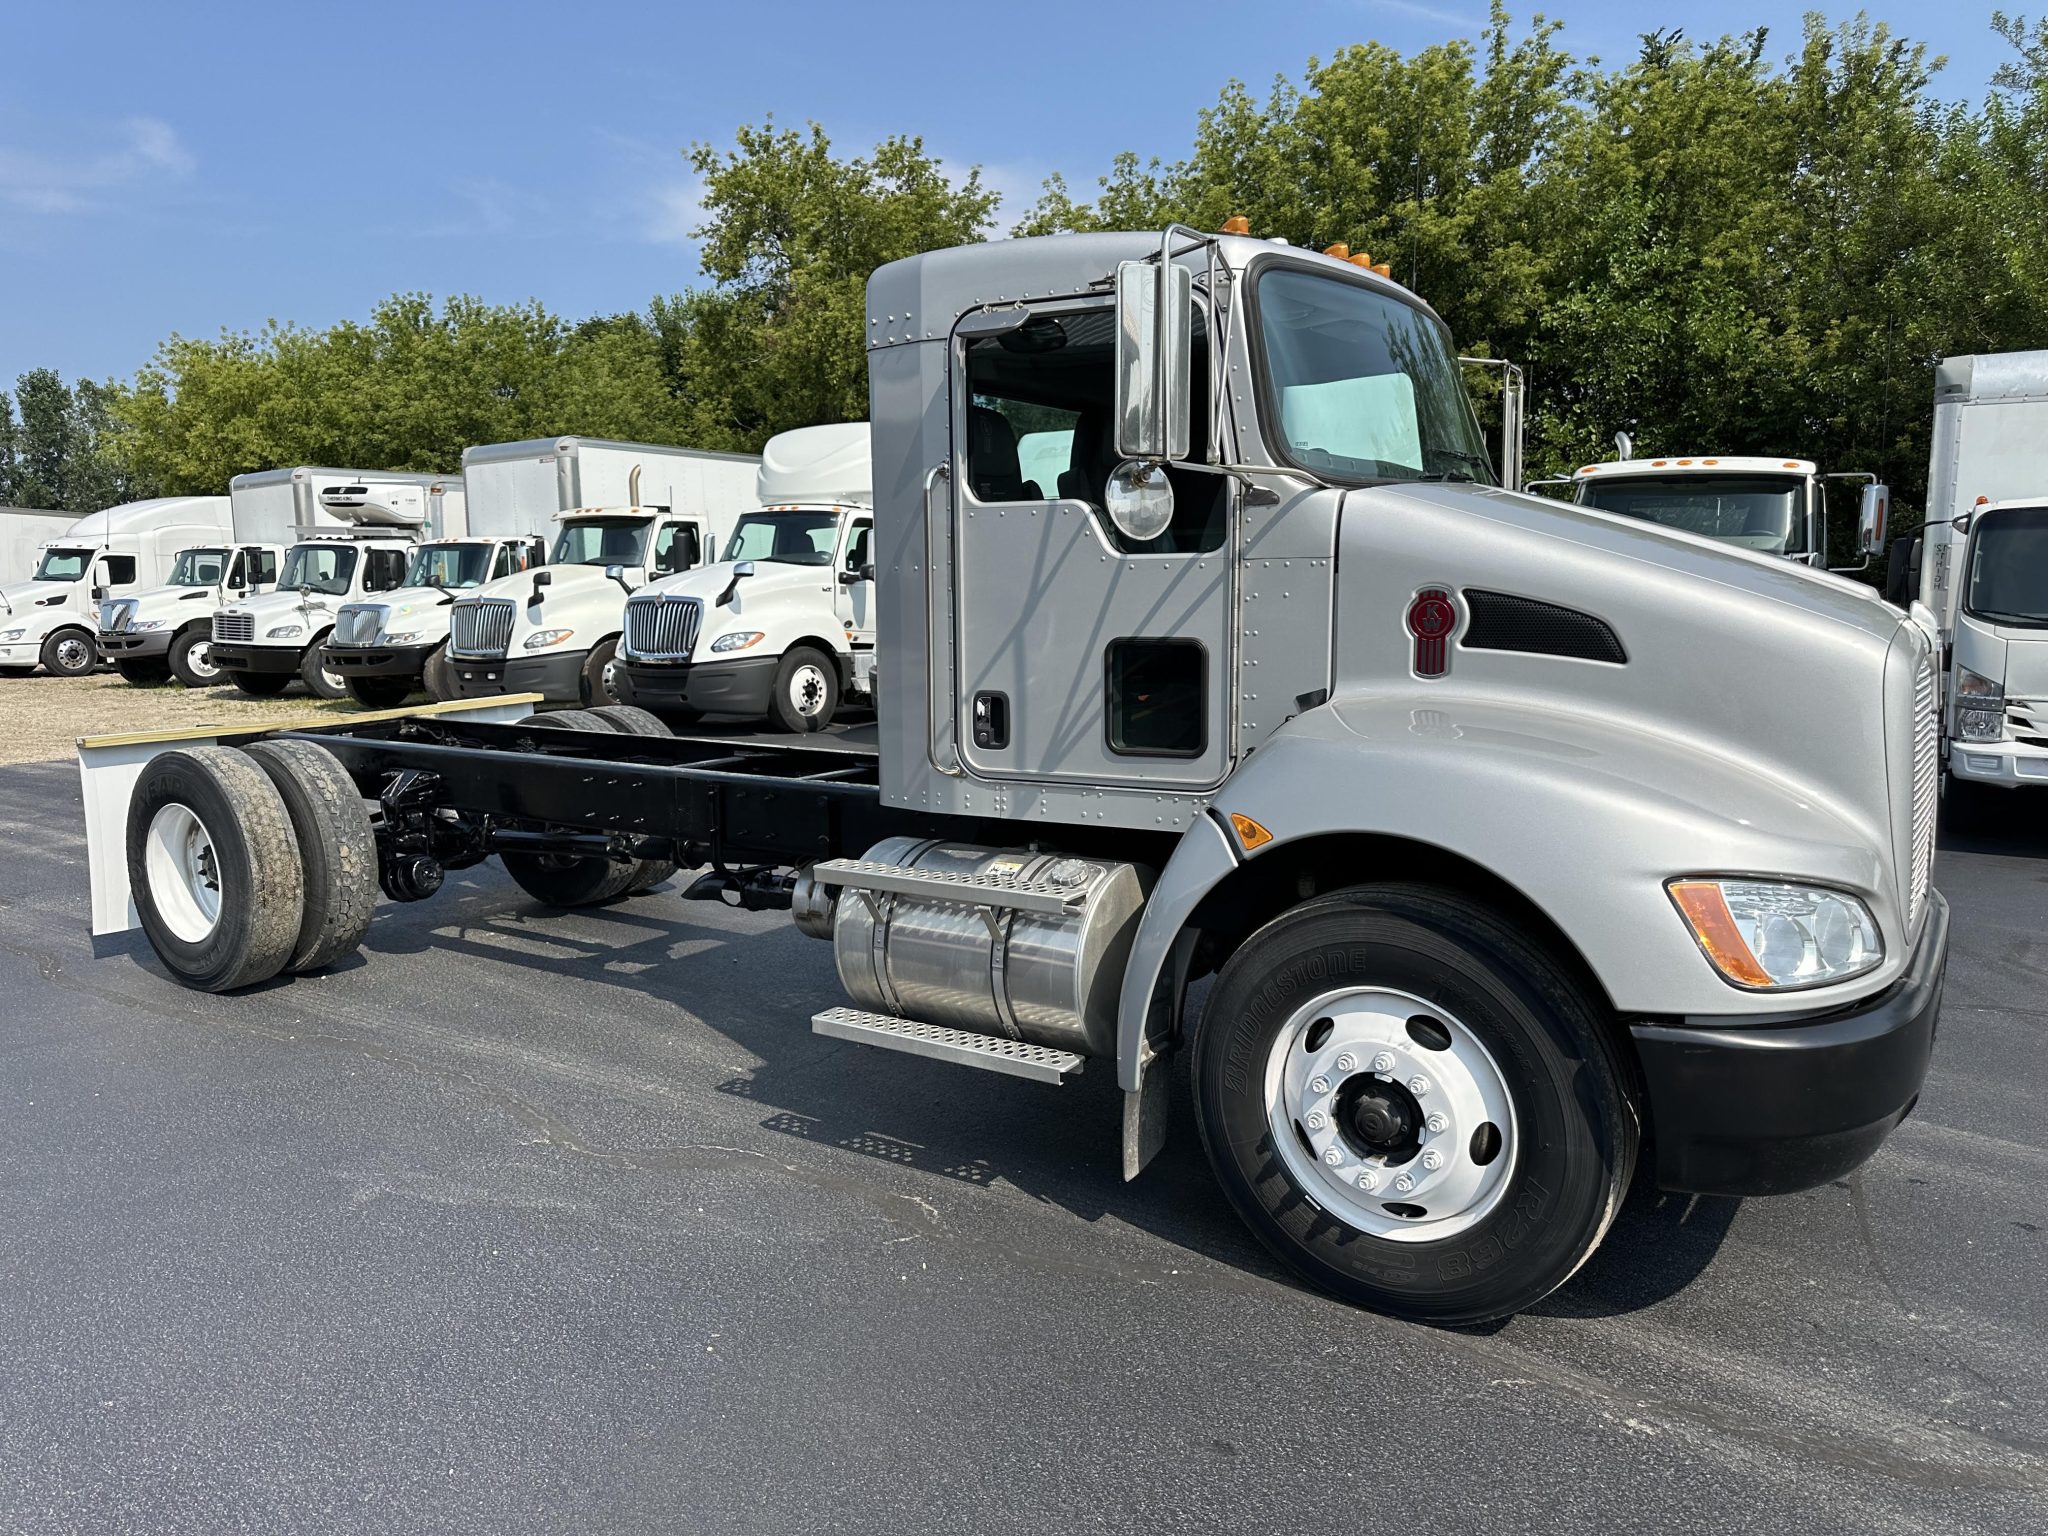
(581, 637, 621, 706)
(168, 627, 221, 689)
(769, 645, 839, 733)
(1191, 884, 1637, 1326)
(229, 671, 292, 697)
(499, 711, 640, 906)
(344, 675, 414, 710)
(299, 637, 348, 700)
(116, 659, 171, 685)
(422, 644, 455, 703)
(242, 739, 379, 974)
(126, 746, 305, 992)
(41, 627, 97, 677)
(578, 706, 676, 892)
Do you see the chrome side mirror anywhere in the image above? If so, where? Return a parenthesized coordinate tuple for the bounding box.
(1857, 484, 1889, 558)
(1113, 260, 1192, 462)
(604, 563, 636, 594)
(1105, 461, 1175, 543)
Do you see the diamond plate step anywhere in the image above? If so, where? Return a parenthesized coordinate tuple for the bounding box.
(812, 1007, 1084, 1085)
(810, 857, 1087, 916)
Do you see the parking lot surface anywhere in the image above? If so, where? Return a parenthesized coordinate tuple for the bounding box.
(0, 758, 2042, 1535)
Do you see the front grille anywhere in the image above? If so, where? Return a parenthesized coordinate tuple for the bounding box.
(99, 598, 137, 634)
(450, 599, 515, 658)
(333, 605, 385, 646)
(214, 612, 255, 644)
(623, 594, 702, 661)
(2008, 697, 2048, 750)
(1909, 656, 1939, 931)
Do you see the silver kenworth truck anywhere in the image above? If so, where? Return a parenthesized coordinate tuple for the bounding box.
(81, 226, 1946, 1325)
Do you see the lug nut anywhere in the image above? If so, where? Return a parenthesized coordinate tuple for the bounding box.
(1371, 1052, 1395, 1073)
(1309, 1076, 1331, 1096)
(1394, 1174, 1415, 1193)
(1335, 1052, 1357, 1073)
(1306, 1110, 1327, 1130)
(1323, 1147, 1344, 1167)
(1426, 1112, 1448, 1134)
(1357, 1170, 1380, 1192)
(1421, 1150, 1444, 1171)
(1407, 1075, 1430, 1096)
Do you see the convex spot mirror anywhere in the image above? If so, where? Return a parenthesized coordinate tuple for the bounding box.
(1105, 461, 1175, 544)
(1858, 483, 1889, 558)
(1113, 260, 1192, 462)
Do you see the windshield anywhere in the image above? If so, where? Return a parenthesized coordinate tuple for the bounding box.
(32, 548, 92, 582)
(404, 542, 494, 589)
(1965, 506, 2048, 628)
(279, 543, 358, 596)
(168, 548, 230, 587)
(1253, 267, 1494, 485)
(552, 518, 650, 568)
(722, 511, 841, 565)
(1577, 474, 1806, 554)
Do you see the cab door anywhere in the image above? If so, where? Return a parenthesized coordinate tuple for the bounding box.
(833, 514, 875, 645)
(947, 299, 1233, 789)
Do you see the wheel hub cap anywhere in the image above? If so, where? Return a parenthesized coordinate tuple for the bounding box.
(792, 666, 827, 715)
(143, 803, 223, 943)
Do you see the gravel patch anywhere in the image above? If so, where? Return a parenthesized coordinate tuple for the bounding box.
(0, 672, 383, 764)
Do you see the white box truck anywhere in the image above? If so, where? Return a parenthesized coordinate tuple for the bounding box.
(1914, 350, 2048, 796)
(208, 473, 464, 698)
(616, 423, 876, 730)
(445, 438, 759, 706)
(0, 506, 75, 583)
(0, 496, 233, 676)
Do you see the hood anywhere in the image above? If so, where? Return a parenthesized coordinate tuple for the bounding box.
(640, 558, 825, 608)
(222, 587, 342, 623)
(0, 579, 67, 614)
(347, 590, 456, 624)
(119, 583, 221, 619)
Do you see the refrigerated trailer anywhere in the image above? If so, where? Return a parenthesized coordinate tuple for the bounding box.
(80, 225, 1946, 1326)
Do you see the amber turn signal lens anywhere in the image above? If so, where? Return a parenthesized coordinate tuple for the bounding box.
(1220, 215, 1251, 235)
(1229, 812, 1274, 852)
(1668, 881, 1773, 988)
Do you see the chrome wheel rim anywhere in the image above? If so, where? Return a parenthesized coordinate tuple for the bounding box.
(55, 636, 91, 672)
(1263, 986, 1518, 1243)
(144, 803, 223, 943)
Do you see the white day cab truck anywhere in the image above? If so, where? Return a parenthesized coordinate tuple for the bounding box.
(208, 474, 465, 698)
(444, 438, 759, 706)
(0, 496, 232, 677)
(81, 225, 1946, 1326)
(94, 466, 356, 687)
(0, 506, 75, 583)
(1912, 349, 2048, 800)
(616, 422, 876, 730)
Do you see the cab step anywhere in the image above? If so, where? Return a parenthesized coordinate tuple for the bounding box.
(810, 857, 1087, 915)
(811, 1007, 1085, 1085)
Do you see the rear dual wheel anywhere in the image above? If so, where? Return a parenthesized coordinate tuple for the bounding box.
(498, 709, 675, 906)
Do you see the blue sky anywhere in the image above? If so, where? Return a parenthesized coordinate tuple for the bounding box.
(0, 0, 2024, 386)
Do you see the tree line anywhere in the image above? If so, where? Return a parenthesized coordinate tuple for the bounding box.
(9, 7, 2045, 528)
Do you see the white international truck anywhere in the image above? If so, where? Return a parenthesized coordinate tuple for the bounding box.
(1558, 454, 1889, 568)
(1913, 350, 2048, 796)
(79, 224, 1946, 1327)
(0, 506, 74, 582)
(208, 473, 465, 698)
(444, 438, 759, 706)
(0, 496, 233, 677)
(616, 422, 875, 730)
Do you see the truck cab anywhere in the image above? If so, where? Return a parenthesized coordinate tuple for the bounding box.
(445, 504, 721, 706)
(1939, 498, 2048, 789)
(97, 543, 286, 687)
(209, 533, 417, 698)
(1566, 456, 1886, 567)
(323, 535, 545, 708)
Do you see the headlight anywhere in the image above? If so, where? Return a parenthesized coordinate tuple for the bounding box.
(1668, 879, 1883, 990)
(383, 631, 421, 645)
(709, 631, 765, 653)
(0, 629, 23, 641)
(1954, 665, 2004, 742)
(266, 624, 305, 639)
(132, 619, 169, 633)
(524, 628, 574, 650)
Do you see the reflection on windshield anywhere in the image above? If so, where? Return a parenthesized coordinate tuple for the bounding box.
(1965, 507, 2048, 627)
(169, 548, 230, 587)
(404, 542, 493, 589)
(552, 519, 649, 568)
(722, 511, 841, 565)
(1578, 475, 1804, 554)
(1254, 268, 1494, 485)
(280, 544, 358, 596)
(32, 549, 91, 582)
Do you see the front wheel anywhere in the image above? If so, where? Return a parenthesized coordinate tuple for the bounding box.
(344, 674, 414, 710)
(769, 646, 839, 733)
(421, 644, 455, 702)
(41, 628, 97, 677)
(168, 627, 223, 688)
(581, 638, 621, 706)
(116, 659, 171, 685)
(1192, 885, 1636, 1326)
(228, 671, 292, 697)
(299, 638, 348, 700)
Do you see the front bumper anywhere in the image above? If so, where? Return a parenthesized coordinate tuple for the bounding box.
(0, 641, 43, 667)
(1631, 889, 1948, 1196)
(615, 655, 778, 717)
(1947, 739, 2048, 787)
(325, 641, 435, 679)
(98, 630, 173, 661)
(208, 642, 303, 675)
(449, 648, 586, 702)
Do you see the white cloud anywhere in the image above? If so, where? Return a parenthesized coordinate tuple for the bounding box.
(0, 116, 194, 218)
(643, 178, 706, 247)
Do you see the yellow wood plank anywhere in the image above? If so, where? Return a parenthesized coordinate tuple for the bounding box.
(76, 694, 548, 750)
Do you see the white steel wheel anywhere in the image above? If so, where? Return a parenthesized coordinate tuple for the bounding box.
(769, 645, 839, 732)
(1264, 987, 1516, 1243)
(144, 803, 224, 943)
(790, 663, 828, 716)
(184, 639, 219, 680)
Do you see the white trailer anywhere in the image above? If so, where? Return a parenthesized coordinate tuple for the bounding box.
(445, 438, 759, 706)
(1915, 350, 2048, 795)
(0, 506, 74, 583)
(0, 496, 233, 676)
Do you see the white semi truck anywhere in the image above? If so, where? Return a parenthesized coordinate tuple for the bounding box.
(616, 423, 875, 730)
(0, 496, 233, 676)
(1914, 350, 2048, 795)
(445, 438, 759, 706)
(0, 506, 75, 582)
(1559, 454, 1889, 568)
(208, 474, 465, 698)
(79, 224, 1947, 1326)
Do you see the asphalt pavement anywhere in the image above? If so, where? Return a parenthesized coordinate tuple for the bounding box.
(0, 758, 2043, 1535)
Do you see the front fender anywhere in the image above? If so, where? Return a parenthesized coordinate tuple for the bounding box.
(1114, 694, 1907, 1097)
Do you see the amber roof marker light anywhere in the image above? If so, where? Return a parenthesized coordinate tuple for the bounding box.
(1220, 215, 1251, 235)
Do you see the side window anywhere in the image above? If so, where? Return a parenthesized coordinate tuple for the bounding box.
(653, 523, 699, 575)
(247, 549, 277, 586)
(491, 544, 515, 581)
(1106, 638, 1206, 757)
(100, 555, 137, 587)
(963, 304, 1224, 553)
(226, 552, 245, 589)
(842, 521, 872, 574)
(365, 548, 407, 591)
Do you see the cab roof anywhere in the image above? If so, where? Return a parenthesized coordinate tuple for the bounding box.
(1575, 455, 1817, 480)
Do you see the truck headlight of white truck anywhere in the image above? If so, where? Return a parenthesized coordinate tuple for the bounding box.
(709, 631, 765, 653)
(0, 629, 25, 642)
(266, 623, 306, 640)
(1667, 879, 1883, 988)
(1953, 666, 2005, 741)
(523, 628, 574, 650)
